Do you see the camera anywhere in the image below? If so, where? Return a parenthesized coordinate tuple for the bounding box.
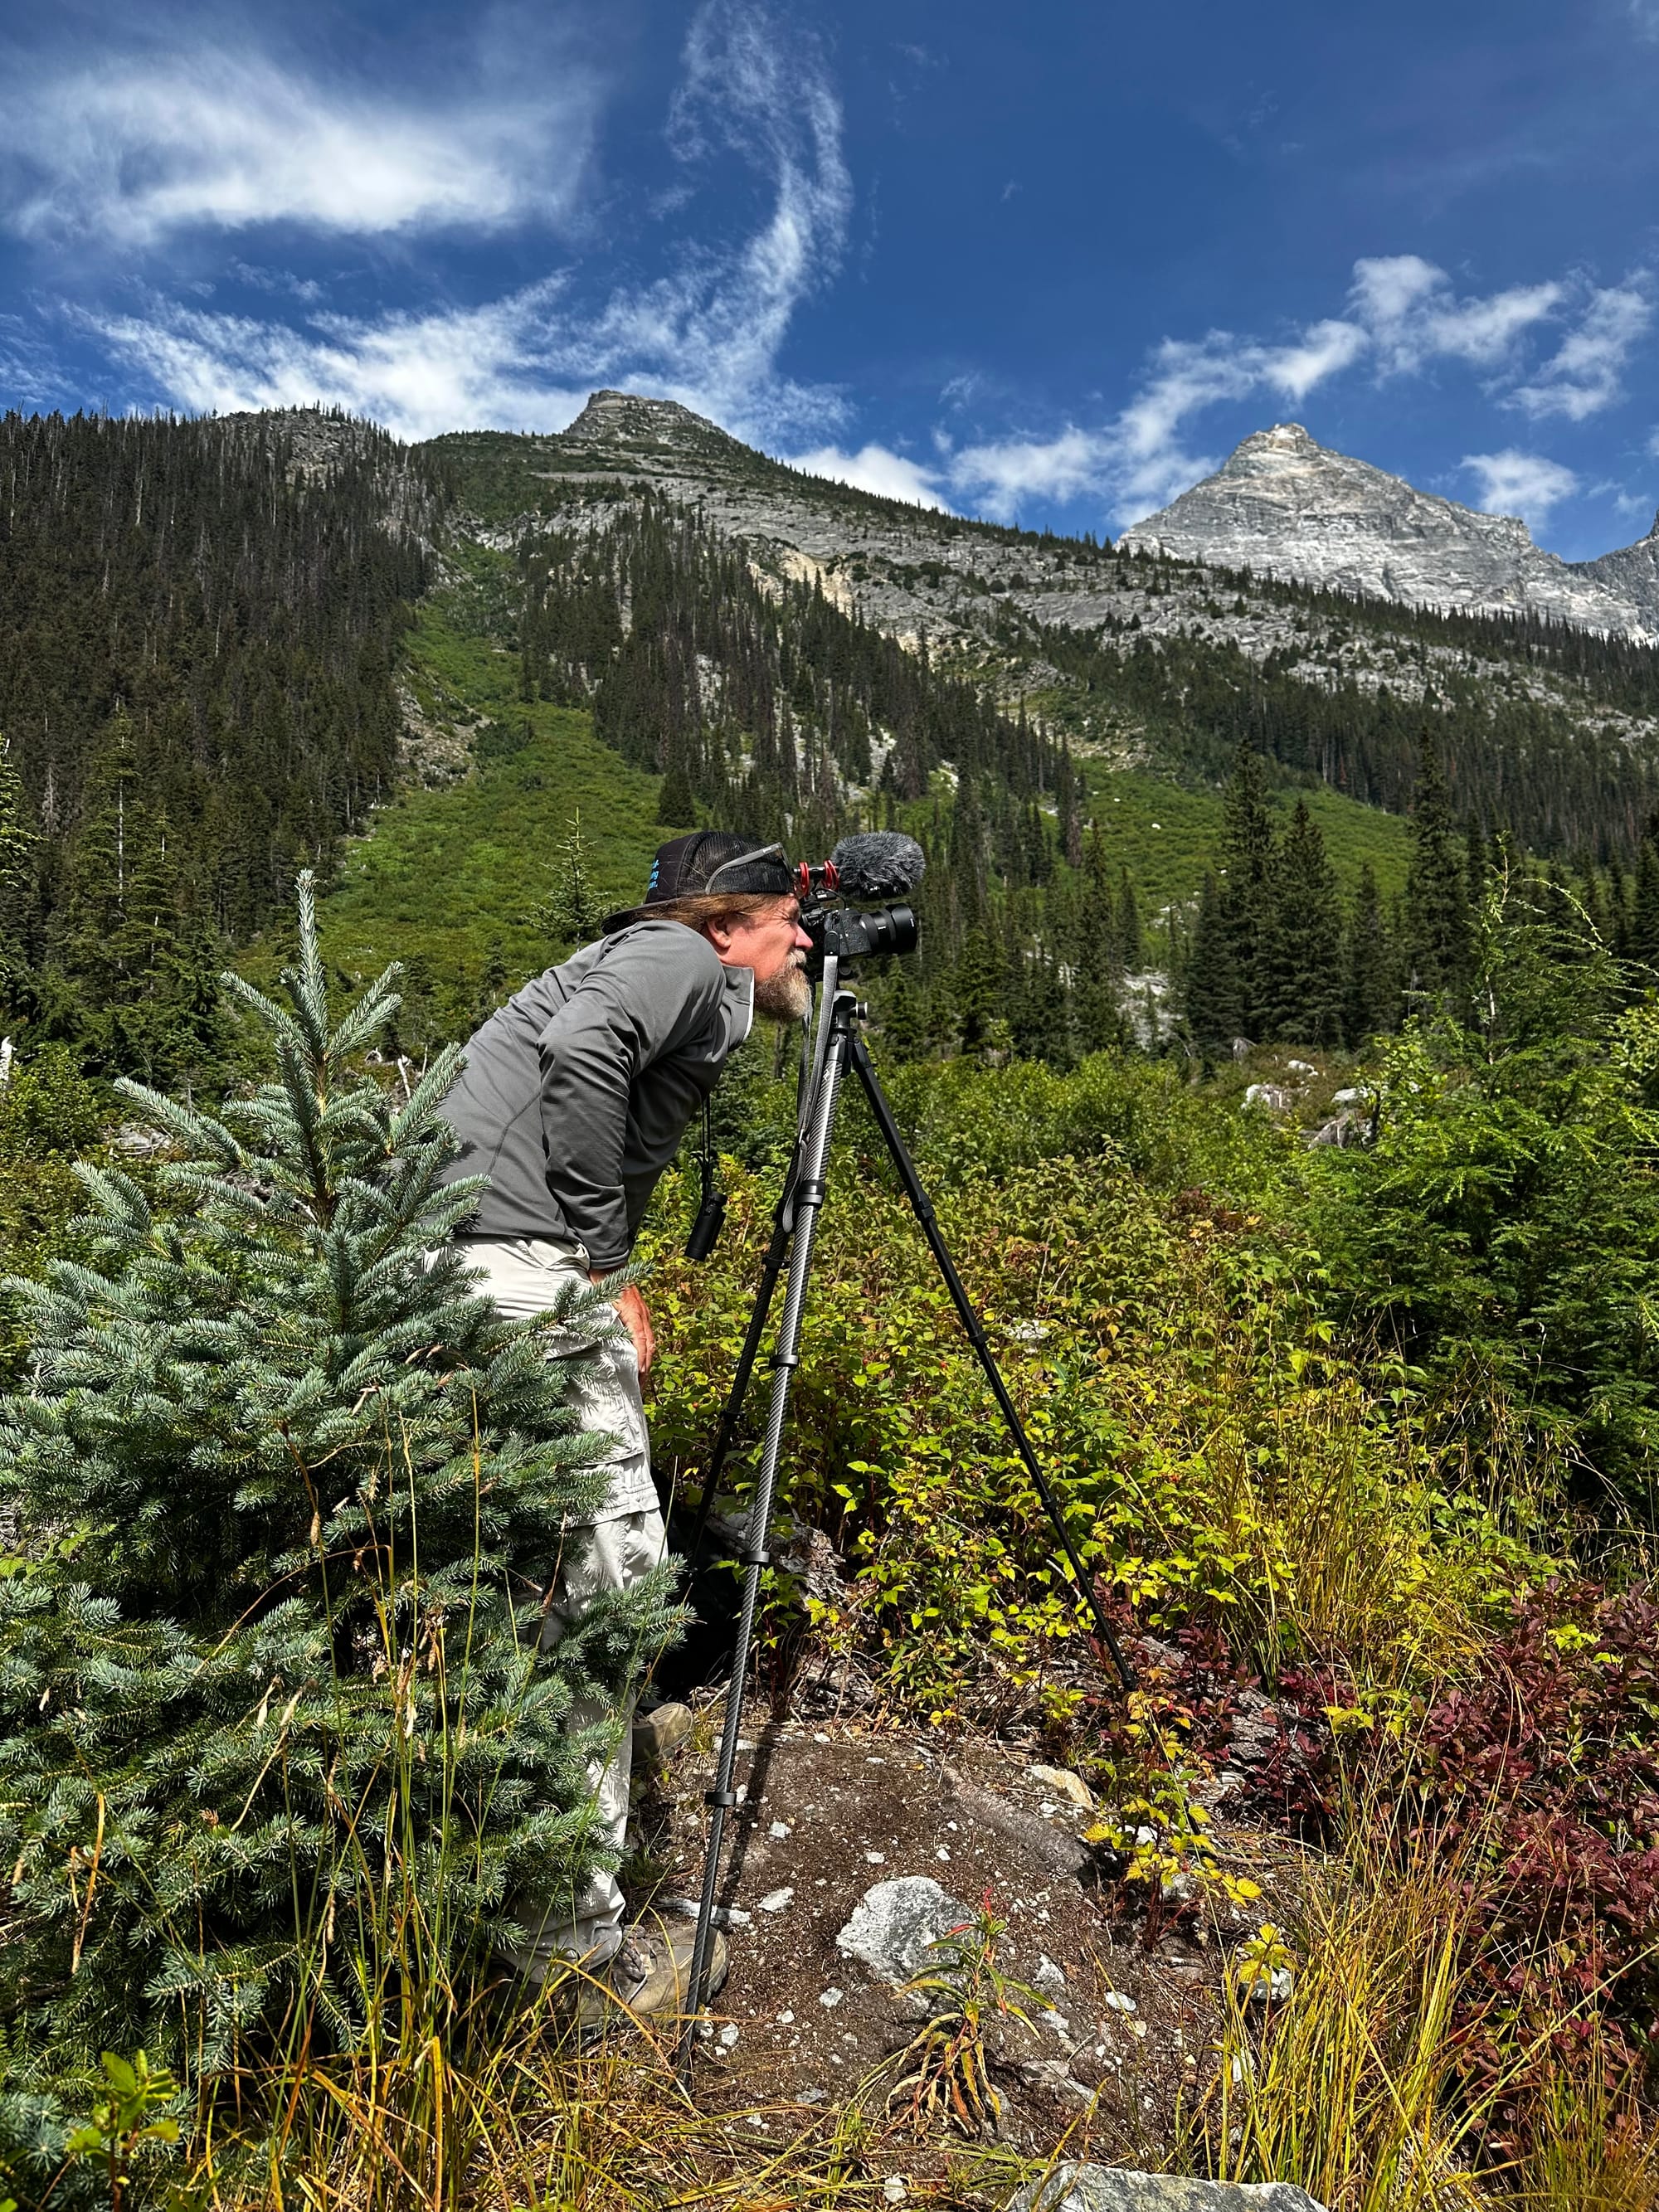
(794, 829, 924, 972)
(804, 899, 917, 966)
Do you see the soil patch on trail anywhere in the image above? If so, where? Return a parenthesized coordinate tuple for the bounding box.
(630, 1720, 1301, 2166)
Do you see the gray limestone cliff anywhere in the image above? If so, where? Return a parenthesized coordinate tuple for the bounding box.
(1579, 512, 1659, 630)
(1121, 423, 1654, 639)
(418, 392, 1659, 778)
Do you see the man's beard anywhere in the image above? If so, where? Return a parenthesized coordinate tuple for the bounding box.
(753, 955, 811, 1023)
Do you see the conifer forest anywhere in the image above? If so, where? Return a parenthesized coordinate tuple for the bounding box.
(3, 406, 1659, 2210)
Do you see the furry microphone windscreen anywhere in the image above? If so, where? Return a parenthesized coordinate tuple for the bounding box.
(828, 831, 926, 897)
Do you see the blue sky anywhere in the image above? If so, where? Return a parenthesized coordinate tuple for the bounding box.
(2, 0, 1657, 557)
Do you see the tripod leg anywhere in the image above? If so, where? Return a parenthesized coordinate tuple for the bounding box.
(684, 1178, 795, 1563)
(849, 1038, 1136, 1695)
(678, 999, 858, 2081)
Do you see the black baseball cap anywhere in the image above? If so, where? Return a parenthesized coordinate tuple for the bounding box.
(601, 831, 796, 934)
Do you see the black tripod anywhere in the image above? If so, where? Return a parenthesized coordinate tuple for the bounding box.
(675, 988, 1136, 2079)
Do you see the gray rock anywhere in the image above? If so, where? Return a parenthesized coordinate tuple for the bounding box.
(835, 1877, 971, 1986)
(947, 1775, 1091, 1879)
(1306, 1110, 1368, 1150)
(1579, 510, 1659, 630)
(1012, 2168, 1328, 2212)
(1122, 422, 1652, 639)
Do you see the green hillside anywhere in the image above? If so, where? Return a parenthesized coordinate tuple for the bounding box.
(314, 596, 667, 997)
(274, 552, 1414, 1038)
(1078, 764, 1413, 913)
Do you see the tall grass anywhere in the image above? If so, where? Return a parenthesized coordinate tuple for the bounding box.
(188, 2022, 935, 2209)
(1191, 1789, 1655, 2212)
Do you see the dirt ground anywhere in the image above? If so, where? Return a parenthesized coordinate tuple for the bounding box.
(627, 1714, 1306, 2168)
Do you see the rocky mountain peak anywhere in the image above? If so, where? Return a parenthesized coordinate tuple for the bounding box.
(561, 389, 743, 456)
(1122, 424, 1657, 639)
(1238, 421, 1320, 457)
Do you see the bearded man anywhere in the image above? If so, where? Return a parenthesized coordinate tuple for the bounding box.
(439, 832, 811, 2023)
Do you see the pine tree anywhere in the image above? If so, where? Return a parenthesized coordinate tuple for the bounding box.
(1258, 800, 1345, 1046)
(880, 965, 930, 1062)
(0, 878, 673, 2107)
(1183, 871, 1243, 1053)
(1117, 867, 1143, 970)
(1216, 741, 1276, 1036)
(1011, 945, 1071, 1067)
(1404, 735, 1474, 1009)
(538, 809, 601, 946)
(0, 736, 36, 990)
(954, 926, 1005, 1055)
(1631, 836, 1659, 973)
(658, 759, 697, 827)
(1343, 863, 1396, 1044)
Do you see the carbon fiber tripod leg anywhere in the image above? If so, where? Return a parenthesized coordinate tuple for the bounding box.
(677, 994, 857, 2081)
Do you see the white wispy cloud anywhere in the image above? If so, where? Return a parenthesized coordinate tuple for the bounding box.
(0, 42, 599, 246)
(944, 255, 1643, 529)
(787, 443, 948, 507)
(81, 285, 589, 444)
(0, 314, 70, 409)
(1461, 450, 1580, 527)
(1511, 281, 1652, 421)
(944, 318, 1368, 524)
(61, 0, 853, 447)
(1349, 255, 1561, 373)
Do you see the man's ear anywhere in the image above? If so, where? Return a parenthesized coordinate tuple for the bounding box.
(703, 915, 737, 958)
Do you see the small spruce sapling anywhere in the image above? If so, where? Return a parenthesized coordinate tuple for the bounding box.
(0, 873, 676, 2112)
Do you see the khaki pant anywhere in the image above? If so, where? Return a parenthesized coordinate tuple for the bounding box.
(460, 1236, 667, 1975)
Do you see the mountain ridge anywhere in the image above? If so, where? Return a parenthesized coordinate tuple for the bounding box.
(1121, 421, 1659, 638)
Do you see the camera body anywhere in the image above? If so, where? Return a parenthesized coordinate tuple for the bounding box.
(805, 899, 917, 969)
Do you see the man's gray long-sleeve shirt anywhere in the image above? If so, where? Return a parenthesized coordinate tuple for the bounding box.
(438, 921, 754, 1270)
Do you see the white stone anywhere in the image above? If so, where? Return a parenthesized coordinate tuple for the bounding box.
(759, 1888, 795, 1913)
(819, 1986, 844, 2008)
(1102, 1991, 1136, 2013)
(835, 1877, 971, 1986)
(1247, 1965, 1296, 2004)
(769, 1821, 791, 1839)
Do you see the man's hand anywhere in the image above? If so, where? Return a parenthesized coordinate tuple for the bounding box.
(609, 1281, 656, 1376)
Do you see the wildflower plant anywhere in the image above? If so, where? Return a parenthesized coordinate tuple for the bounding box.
(0, 875, 676, 2137)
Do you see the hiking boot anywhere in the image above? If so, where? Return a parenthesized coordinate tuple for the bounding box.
(631, 1698, 694, 1766)
(565, 1918, 729, 2032)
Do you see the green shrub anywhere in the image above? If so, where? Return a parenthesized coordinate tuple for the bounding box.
(0, 878, 675, 2168)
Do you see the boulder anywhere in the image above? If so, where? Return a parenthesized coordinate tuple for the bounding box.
(1013, 2168, 1328, 2212)
(835, 1877, 971, 1986)
(1306, 1111, 1365, 1149)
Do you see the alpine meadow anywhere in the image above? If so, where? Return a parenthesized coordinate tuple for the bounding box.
(1, 391, 1658, 2212)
